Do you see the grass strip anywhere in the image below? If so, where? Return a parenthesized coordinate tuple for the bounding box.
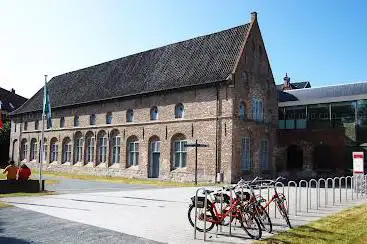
(256, 204, 367, 244)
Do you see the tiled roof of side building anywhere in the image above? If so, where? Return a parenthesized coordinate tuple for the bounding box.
(279, 81, 367, 106)
(0, 87, 28, 113)
(13, 23, 250, 115)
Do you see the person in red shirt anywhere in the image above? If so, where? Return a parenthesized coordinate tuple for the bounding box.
(18, 164, 31, 181)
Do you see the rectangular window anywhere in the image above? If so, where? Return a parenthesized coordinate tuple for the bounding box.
(174, 140, 187, 168)
(51, 144, 58, 162)
(112, 137, 121, 164)
(64, 144, 72, 162)
(252, 98, 264, 122)
(23, 144, 28, 161)
(41, 144, 48, 162)
(241, 137, 251, 170)
(30, 143, 37, 161)
(99, 137, 107, 163)
(128, 142, 139, 166)
(87, 138, 95, 162)
(76, 138, 83, 162)
(260, 140, 269, 170)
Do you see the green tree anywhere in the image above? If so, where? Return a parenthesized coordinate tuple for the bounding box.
(0, 121, 10, 167)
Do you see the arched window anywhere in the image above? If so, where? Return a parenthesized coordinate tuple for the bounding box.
(60, 117, 65, 128)
(50, 138, 58, 162)
(74, 116, 79, 127)
(127, 136, 139, 166)
(30, 139, 37, 161)
(175, 103, 184, 118)
(111, 130, 121, 164)
(172, 134, 187, 169)
(90, 114, 96, 125)
(86, 132, 95, 163)
(150, 106, 158, 121)
(106, 112, 112, 124)
(74, 131, 83, 163)
(97, 131, 107, 164)
(240, 102, 246, 120)
(127, 109, 133, 122)
(62, 137, 72, 163)
(35, 120, 39, 130)
(21, 139, 28, 161)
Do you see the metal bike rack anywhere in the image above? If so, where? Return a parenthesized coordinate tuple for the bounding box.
(287, 181, 297, 216)
(317, 178, 326, 208)
(298, 180, 309, 212)
(339, 177, 345, 203)
(333, 177, 339, 205)
(309, 179, 318, 210)
(346, 176, 353, 201)
(325, 178, 334, 205)
(194, 188, 209, 241)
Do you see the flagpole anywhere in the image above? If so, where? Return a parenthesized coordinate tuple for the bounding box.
(40, 75, 47, 192)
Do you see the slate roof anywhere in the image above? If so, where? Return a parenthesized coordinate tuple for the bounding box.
(279, 81, 367, 106)
(0, 87, 28, 113)
(13, 23, 251, 115)
(276, 81, 311, 90)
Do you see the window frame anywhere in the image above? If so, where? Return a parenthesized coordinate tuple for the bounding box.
(128, 141, 139, 166)
(173, 140, 187, 169)
(241, 137, 251, 170)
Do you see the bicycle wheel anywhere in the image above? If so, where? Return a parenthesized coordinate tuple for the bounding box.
(277, 199, 292, 228)
(255, 204, 272, 233)
(187, 204, 216, 232)
(239, 207, 262, 240)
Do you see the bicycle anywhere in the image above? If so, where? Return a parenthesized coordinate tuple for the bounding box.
(255, 176, 292, 228)
(187, 188, 262, 240)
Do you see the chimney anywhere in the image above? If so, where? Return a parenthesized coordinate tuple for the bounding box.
(11, 88, 15, 94)
(251, 12, 257, 22)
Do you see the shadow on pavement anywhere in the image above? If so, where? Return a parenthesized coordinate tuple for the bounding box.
(0, 236, 31, 244)
(64, 198, 149, 208)
(87, 194, 188, 204)
(5, 201, 90, 211)
(0, 220, 31, 244)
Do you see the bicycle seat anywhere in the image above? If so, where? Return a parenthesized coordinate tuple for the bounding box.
(204, 190, 214, 194)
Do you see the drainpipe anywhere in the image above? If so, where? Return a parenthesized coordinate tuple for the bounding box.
(215, 83, 219, 183)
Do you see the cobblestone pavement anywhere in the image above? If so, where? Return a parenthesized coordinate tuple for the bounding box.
(2, 186, 365, 243)
(0, 206, 162, 244)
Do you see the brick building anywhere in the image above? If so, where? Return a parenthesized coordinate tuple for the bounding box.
(276, 75, 367, 179)
(0, 87, 27, 167)
(9, 12, 278, 183)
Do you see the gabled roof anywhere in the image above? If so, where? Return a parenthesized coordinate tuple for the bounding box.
(276, 81, 311, 90)
(13, 23, 251, 115)
(0, 87, 28, 113)
(279, 81, 367, 106)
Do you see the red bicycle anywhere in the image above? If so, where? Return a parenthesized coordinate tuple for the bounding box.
(255, 177, 292, 228)
(188, 189, 262, 240)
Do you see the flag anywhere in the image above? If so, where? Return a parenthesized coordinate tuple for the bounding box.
(43, 80, 52, 129)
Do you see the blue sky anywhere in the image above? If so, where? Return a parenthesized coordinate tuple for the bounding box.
(0, 0, 366, 98)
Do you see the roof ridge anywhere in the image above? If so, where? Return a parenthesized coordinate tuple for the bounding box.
(52, 23, 250, 80)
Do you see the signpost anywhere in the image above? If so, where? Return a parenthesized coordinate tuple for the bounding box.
(184, 139, 209, 185)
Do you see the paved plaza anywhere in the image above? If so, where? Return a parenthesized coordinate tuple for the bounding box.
(1, 185, 365, 244)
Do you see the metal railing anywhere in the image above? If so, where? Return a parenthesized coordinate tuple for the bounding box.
(192, 174, 367, 242)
